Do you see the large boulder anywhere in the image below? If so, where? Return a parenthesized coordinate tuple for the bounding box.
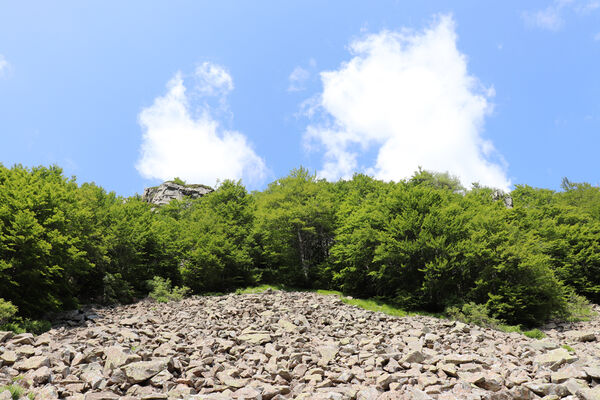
(142, 181, 212, 206)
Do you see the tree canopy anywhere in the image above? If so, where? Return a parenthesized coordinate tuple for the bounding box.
(1, 163, 599, 326)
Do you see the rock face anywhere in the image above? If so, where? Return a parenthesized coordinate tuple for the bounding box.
(491, 189, 514, 209)
(142, 181, 213, 206)
(1, 290, 600, 399)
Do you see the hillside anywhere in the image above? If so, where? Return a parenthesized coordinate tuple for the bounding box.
(1, 290, 600, 399)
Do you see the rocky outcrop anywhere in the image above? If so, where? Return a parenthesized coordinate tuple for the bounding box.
(142, 182, 213, 206)
(491, 189, 514, 209)
(1, 290, 599, 399)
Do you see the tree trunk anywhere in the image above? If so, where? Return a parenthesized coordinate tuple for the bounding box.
(297, 228, 309, 281)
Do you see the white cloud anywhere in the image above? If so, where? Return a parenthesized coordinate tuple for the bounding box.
(0, 55, 9, 77)
(303, 15, 511, 191)
(594, 32, 600, 41)
(576, 0, 600, 14)
(522, 0, 598, 30)
(193, 62, 233, 97)
(288, 66, 310, 92)
(136, 63, 267, 186)
(522, 6, 564, 31)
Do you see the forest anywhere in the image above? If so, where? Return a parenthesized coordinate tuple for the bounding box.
(1, 163, 599, 329)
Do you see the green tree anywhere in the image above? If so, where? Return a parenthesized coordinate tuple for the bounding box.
(254, 167, 335, 287)
(178, 180, 255, 292)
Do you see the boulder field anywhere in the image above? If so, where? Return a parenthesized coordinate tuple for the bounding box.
(1, 290, 599, 399)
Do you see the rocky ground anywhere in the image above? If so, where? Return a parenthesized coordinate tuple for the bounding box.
(1, 290, 600, 400)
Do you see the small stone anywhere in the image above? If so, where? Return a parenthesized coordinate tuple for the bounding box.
(10, 332, 35, 345)
(534, 348, 578, 371)
(356, 387, 380, 400)
(103, 346, 141, 373)
(0, 350, 18, 364)
(232, 386, 262, 399)
(84, 392, 120, 400)
(551, 365, 586, 383)
(123, 358, 172, 383)
(277, 319, 297, 332)
(578, 386, 600, 400)
(584, 367, 600, 379)
(32, 365, 52, 384)
(402, 350, 425, 364)
(216, 371, 247, 389)
(317, 344, 339, 366)
(444, 354, 475, 364)
(238, 333, 272, 344)
(14, 355, 50, 371)
(0, 331, 14, 343)
(565, 330, 596, 342)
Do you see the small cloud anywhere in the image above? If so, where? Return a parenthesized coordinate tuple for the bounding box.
(288, 66, 310, 92)
(523, 0, 599, 30)
(0, 55, 9, 77)
(136, 63, 267, 186)
(193, 62, 233, 97)
(594, 32, 600, 40)
(576, 0, 600, 14)
(497, 43, 503, 50)
(522, 6, 564, 31)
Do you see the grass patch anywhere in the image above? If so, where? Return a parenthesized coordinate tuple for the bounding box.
(481, 322, 546, 339)
(235, 284, 284, 295)
(315, 290, 409, 317)
(0, 384, 33, 400)
(497, 324, 521, 334)
(341, 297, 408, 317)
(523, 329, 546, 339)
(234, 286, 549, 339)
(562, 344, 575, 352)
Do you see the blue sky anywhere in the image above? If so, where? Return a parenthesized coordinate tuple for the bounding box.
(0, 1, 599, 195)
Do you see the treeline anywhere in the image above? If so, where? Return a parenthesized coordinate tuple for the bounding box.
(1, 164, 599, 327)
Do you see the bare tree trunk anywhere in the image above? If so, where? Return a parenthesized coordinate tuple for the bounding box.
(297, 228, 309, 281)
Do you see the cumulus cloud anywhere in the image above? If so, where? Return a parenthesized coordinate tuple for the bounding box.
(304, 15, 510, 191)
(136, 63, 267, 186)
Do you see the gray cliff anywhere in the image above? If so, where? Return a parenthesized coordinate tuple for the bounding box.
(142, 181, 213, 206)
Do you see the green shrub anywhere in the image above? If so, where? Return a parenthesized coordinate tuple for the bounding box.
(172, 177, 186, 185)
(497, 324, 522, 334)
(102, 273, 134, 305)
(523, 329, 545, 339)
(559, 292, 596, 322)
(147, 276, 190, 303)
(0, 298, 17, 325)
(0, 318, 51, 335)
(445, 302, 502, 329)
